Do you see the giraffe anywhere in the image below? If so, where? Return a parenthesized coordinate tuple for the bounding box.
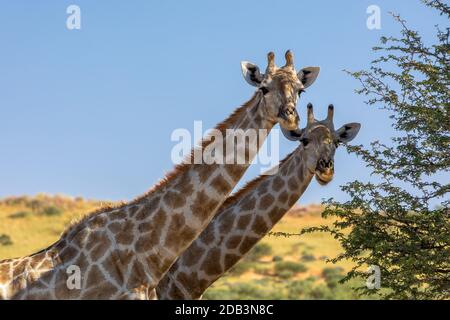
(155, 103, 361, 299)
(0, 51, 320, 299)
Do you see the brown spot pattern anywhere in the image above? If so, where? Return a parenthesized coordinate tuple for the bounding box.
(211, 174, 232, 194)
(272, 176, 285, 191)
(202, 248, 222, 276)
(258, 194, 275, 210)
(164, 191, 186, 209)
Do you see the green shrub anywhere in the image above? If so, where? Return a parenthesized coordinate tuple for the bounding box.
(287, 280, 315, 299)
(233, 283, 262, 298)
(0, 234, 13, 246)
(203, 275, 381, 300)
(321, 267, 344, 278)
(277, 270, 294, 279)
(245, 243, 273, 261)
(253, 264, 271, 276)
(305, 275, 319, 282)
(29, 199, 44, 211)
(8, 210, 30, 219)
(275, 261, 307, 275)
(40, 205, 63, 216)
(203, 287, 234, 300)
(321, 267, 345, 288)
(307, 284, 334, 300)
(272, 255, 283, 262)
(230, 282, 286, 300)
(300, 254, 316, 262)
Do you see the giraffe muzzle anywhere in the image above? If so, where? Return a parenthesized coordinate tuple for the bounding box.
(277, 106, 299, 130)
(315, 159, 334, 185)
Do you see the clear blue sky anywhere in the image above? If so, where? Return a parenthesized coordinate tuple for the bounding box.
(0, 1, 446, 204)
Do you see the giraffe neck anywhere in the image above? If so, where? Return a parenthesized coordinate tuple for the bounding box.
(156, 143, 318, 299)
(132, 91, 275, 285)
(0, 91, 278, 300)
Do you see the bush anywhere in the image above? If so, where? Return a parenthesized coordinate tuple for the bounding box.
(321, 266, 344, 278)
(204, 281, 286, 300)
(8, 210, 30, 219)
(245, 243, 273, 261)
(275, 261, 308, 275)
(253, 264, 271, 276)
(300, 254, 316, 262)
(313, 0, 450, 299)
(203, 287, 234, 300)
(232, 283, 262, 298)
(272, 255, 283, 262)
(0, 234, 13, 246)
(277, 270, 295, 279)
(203, 274, 380, 300)
(287, 279, 315, 299)
(321, 267, 345, 289)
(232, 282, 286, 300)
(307, 284, 335, 300)
(39, 205, 63, 216)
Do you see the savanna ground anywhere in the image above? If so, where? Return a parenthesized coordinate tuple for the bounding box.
(0, 194, 379, 299)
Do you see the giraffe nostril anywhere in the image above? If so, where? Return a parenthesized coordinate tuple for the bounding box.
(278, 108, 297, 122)
(324, 160, 334, 168)
(319, 159, 325, 167)
(319, 159, 334, 169)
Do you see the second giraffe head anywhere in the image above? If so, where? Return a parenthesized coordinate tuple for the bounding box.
(241, 50, 320, 130)
(283, 103, 361, 185)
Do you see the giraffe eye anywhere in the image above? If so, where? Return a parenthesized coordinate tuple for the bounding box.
(260, 87, 269, 95)
(298, 89, 305, 96)
(300, 138, 309, 146)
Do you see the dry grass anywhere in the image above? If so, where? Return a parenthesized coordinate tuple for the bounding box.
(0, 194, 106, 259)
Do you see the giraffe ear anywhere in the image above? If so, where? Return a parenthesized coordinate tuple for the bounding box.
(335, 122, 361, 143)
(297, 66, 320, 88)
(241, 61, 264, 87)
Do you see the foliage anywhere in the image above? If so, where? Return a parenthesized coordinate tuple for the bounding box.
(300, 253, 316, 262)
(253, 263, 272, 276)
(39, 205, 63, 216)
(204, 280, 286, 300)
(321, 267, 345, 289)
(8, 211, 30, 219)
(303, 0, 450, 299)
(272, 255, 283, 262)
(274, 261, 308, 275)
(0, 234, 13, 246)
(277, 270, 294, 279)
(204, 276, 376, 300)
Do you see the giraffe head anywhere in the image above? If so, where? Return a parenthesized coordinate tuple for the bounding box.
(283, 103, 361, 185)
(241, 50, 320, 130)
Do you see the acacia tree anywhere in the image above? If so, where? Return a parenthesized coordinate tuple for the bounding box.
(305, 0, 449, 299)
